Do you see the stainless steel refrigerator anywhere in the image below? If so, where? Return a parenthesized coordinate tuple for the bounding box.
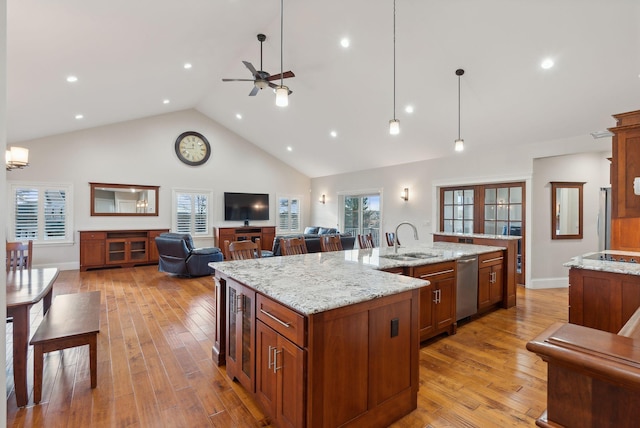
(598, 187, 611, 251)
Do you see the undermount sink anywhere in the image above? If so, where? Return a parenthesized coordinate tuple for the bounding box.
(380, 252, 439, 261)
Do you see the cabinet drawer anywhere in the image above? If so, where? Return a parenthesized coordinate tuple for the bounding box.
(411, 261, 456, 280)
(80, 231, 107, 241)
(382, 266, 406, 275)
(257, 294, 306, 348)
(479, 251, 504, 267)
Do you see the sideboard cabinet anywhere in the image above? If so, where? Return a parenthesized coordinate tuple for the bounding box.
(79, 229, 168, 271)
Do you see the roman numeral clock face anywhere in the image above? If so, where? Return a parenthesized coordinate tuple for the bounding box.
(175, 131, 211, 166)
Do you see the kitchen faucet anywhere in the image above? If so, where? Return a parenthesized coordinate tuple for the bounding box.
(394, 221, 419, 253)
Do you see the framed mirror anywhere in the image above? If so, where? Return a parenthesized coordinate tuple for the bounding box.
(90, 183, 159, 216)
(550, 181, 584, 240)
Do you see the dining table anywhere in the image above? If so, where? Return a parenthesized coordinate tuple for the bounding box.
(6, 267, 59, 407)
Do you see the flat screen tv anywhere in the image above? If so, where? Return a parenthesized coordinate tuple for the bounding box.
(224, 192, 270, 221)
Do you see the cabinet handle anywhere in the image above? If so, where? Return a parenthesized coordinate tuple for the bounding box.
(482, 257, 503, 264)
(236, 295, 243, 312)
(268, 345, 275, 370)
(433, 289, 438, 304)
(260, 309, 291, 328)
(437, 289, 441, 304)
(420, 269, 454, 279)
(273, 348, 282, 373)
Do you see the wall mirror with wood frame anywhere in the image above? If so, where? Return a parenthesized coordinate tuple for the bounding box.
(90, 182, 159, 216)
(551, 181, 584, 240)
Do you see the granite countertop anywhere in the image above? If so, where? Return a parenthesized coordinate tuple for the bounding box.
(211, 241, 505, 315)
(564, 250, 640, 276)
(433, 231, 522, 241)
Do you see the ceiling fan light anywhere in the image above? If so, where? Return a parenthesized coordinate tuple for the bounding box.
(389, 119, 400, 135)
(454, 138, 464, 152)
(275, 86, 289, 107)
(255, 80, 268, 90)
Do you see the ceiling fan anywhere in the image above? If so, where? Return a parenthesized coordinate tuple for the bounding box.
(222, 34, 295, 96)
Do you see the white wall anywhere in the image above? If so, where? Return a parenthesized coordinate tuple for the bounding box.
(311, 134, 612, 288)
(530, 151, 610, 288)
(1, 0, 8, 419)
(7, 109, 311, 269)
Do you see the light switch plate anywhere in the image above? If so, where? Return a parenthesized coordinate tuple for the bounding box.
(634, 177, 640, 195)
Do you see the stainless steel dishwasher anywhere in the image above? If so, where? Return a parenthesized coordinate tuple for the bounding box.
(456, 255, 478, 321)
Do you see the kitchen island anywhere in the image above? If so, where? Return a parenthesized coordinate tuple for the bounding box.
(210, 241, 505, 427)
(565, 249, 640, 333)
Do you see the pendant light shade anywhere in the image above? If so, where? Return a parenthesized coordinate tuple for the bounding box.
(455, 68, 465, 152)
(275, 86, 289, 107)
(389, 0, 399, 135)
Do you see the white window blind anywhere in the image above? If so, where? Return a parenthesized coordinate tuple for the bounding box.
(10, 183, 73, 243)
(278, 196, 301, 233)
(173, 190, 212, 236)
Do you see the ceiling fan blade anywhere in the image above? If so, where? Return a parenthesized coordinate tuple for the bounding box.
(242, 61, 258, 77)
(266, 71, 295, 81)
(222, 78, 256, 82)
(249, 86, 260, 96)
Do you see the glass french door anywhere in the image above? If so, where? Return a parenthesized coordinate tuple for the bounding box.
(343, 194, 381, 247)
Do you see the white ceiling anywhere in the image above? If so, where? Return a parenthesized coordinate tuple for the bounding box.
(7, 0, 640, 178)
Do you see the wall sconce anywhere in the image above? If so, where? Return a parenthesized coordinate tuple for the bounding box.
(319, 194, 326, 204)
(6, 146, 30, 171)
(400, 188, 409, 201)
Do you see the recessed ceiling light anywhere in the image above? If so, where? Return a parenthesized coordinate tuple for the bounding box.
(287, 146, 293, 152)
(75, 114, 84, 120)
(184, 63, 192, 69)
(330, 131, 337, 138)
(405, 105, 414, 114)
(163, 99, 170, 104)
(340, 38, 350, 48)
(236, 113, 242, 119)
(541, 58, 554, 69)
(66, 75, 78, 83)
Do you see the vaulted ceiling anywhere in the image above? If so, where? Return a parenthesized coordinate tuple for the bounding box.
(8, 0, 640, 177)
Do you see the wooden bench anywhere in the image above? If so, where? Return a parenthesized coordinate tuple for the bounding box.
(30, 291, 101, 404)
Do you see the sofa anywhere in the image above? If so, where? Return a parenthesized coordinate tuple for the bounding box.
(270, 226, 356, 256)
(155, 233, 223, 277)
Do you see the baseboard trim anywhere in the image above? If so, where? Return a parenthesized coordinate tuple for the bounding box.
(528, 277, 569, 289)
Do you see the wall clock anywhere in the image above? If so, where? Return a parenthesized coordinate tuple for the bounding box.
(174, 131, 211, 166)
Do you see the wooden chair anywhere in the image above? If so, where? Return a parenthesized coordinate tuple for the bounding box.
(6, 240, 33, 271)
(280, 237, 308, 256)
(357, 233, 375, 249)
(224, 239, 262, 260)
(319, 235, 343, 252)
(385, 232, 400, 247)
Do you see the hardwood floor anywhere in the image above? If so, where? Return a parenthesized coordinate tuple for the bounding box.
(6, 266, 567, 427)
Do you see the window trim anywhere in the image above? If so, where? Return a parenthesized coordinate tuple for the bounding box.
(171, 188, 214, 238)
(8, 181, 74, 245)
(277, 194, 302, 234)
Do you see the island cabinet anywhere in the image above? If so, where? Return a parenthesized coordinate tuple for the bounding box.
(478, 251, 504, 313)
(569, 267, 640, 334)
(406, 261, 457, 341)
(225, 278, 256, 392)
(216, 271, 421, 428)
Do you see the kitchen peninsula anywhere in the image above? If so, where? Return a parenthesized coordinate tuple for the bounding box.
(565, 250, 640, 333)
(211, 241, 505, 427)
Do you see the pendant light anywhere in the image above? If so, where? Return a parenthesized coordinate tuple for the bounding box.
(454, 68, 465, 152)
(389, 0, 399, 135)
(275, 0, 289, 107)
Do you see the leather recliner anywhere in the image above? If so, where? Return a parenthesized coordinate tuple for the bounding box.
(155, 233, 223, 277)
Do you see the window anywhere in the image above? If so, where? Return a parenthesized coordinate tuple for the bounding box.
(9, 182, 73, 243)
(441, 187, 474, 234)
(278, 196, 301, 233)
(172, 189, 212, 237)
(343, 193, 381, 247)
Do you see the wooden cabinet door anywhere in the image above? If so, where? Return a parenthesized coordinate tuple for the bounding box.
(147, 230, 164, 262)
(128, 238, 148, 263)
(226, 280, 255, 392)
(478, 266, 492, 310)
(256, 321, 277, 417)
(489, 264, 504, 304)
(418, 285, 434, 340)
(81, 239, 105, 267)
(276, 333, 305, 428)
(262, 227, 276, 251)
(434, 277, 456, 330)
